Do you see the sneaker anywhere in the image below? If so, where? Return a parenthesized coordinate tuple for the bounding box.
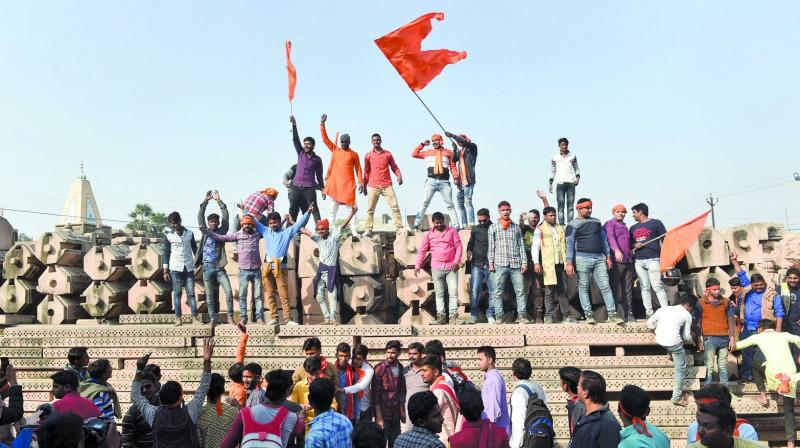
(543, 316, 554, 324)
(517, 317, 532, 324)
(282, 319, 299, 326)
(256, 318, 266, 325)
(266, 318, 279, 325)
(465, 317, 477, 325)
(645, 311, 654, 319)
(563, 316, 578, 324)
(608, 315, 625, 326)
(585, 315, 597, 325)
(330, 319, 340, 326)
(487, 317, 496, 325)
(448, 315, 461, 325)
(626, 313, 636, 323)
(192, 315, 202, 325)
(174, 316, 183, 326)
(432, 314, 447, 325)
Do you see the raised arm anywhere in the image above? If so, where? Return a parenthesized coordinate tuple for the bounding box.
(216, 192, 229, 234)
(198, 191, 211, 227)
(290, 116, 302, 154)
(412, 141, 428, 159)
(132, 354, 160, 427)
(319, 116, 336, 152)
(187, 338, 215, 422)
(340, 205, 359, 230)
(730, 251, 751, 287)
(206, 229, 239, 242)
(536, 190, 550, 208)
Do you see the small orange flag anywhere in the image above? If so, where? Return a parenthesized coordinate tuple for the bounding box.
(375, 12, 467, 91)
(660, 211, 712, 272)
(286, 41, 297, 101)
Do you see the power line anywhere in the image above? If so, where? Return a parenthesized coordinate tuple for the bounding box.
(0, 206, 201, 230)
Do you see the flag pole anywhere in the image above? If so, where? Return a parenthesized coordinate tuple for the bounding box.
(411, 91, 457, 145)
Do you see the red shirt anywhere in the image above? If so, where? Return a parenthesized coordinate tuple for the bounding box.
(53, 392, 102, 420)
(363, 149, 402, 188)
(449, 419, 510, 448)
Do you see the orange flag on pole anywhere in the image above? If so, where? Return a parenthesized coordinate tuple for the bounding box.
(659, 210, 712, 272)
(375, 12, 467, 91)
(286, 41, 297, 101)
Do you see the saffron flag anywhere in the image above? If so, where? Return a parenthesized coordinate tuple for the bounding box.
(659, 210, 712, 272)
(375, 12, 467, 91)
(286, 40, 297, 101)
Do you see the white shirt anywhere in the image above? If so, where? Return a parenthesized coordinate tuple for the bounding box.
(550, 152, 580, 184)
(312, 227, 341, 267)
(646, 305, 693, 347)
(163, 229, 195, 272)
(509, 380, 548, 448)
(344, 361, 373, 411)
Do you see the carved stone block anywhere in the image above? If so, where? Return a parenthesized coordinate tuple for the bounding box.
(37, 266, 91, 296)
(83, 244, 131, 281)
(127, 279, 171, 314)
(0, 278, 44, 314)
(36, 294, 88, 324)
(2, 242, 44, 280)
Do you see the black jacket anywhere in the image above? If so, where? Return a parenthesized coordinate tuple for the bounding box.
(568, 407, 621, 448)
(194, 199, 229, 268)
(0, 385, 23, 425)
(452, 135, 478, 186)
(467, 223, 491, 269)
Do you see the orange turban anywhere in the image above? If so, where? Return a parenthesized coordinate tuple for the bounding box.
(262, 187, 279, 198)
(576, 201, 593, 210)
(612, 204, 627, 213)
(241, 215, 256, 226)
(431, 133, 443, 142)
(316, 219, 330, 229)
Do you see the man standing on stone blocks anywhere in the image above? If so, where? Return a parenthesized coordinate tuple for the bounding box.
(565, 198, 624, 325)
(411, 134, 461, 231)
(532, 204, 575, 323)
(548, 137, 580, 226)
(696, 278, 736, 386)
(362, 133, 404, 235)
(445, 131, 477, 229)
(290, 115, 324, 222)
(646, 294, 695, 406)
(605, 204, 636, 322)
(415, 211, 463, 325)
(730, 251, 785, 384)
(320, 114, 363, 235)
(488, 201, 530, 324)
(520, 191, 550, 322)
(372, 340, 407, 447)
(630, 203, 669, 317)
(779, 268, 800, 359)
(196, 189, 232, 326)
(163, 211, 200, 326)
(466, 208, 495, 324)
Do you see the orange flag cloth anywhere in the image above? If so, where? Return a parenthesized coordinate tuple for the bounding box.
(659, 211, 711, 272)
(286, 41, 297, 101)
(375, 12, 467, 91)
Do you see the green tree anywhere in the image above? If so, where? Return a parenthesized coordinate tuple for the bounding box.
(126, 203, 167, 236)
(16, 232, 32, 241)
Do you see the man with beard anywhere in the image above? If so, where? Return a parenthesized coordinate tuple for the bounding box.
(489, 201, 530, 324)
(419, 356, 460, 446)
(519, 190, 549, 323)
(688, 402, 764, 448)
(122, 371, 161, 448)
(362, 133, 404, 235)
(196, 189, 232, 326)
(779, 268, 800, 358)
(445, 131, 478, 229)
(320, 114, 362, 234)
(695, 278, 736, 386)
(466, 209, 494, 324)
(411, 134, 461, 231)
(243, 362, 266, 407)
(532, 205, 574, 323)
(415, 212, 463, 325)
(402, 342, 429, 432)
(372, 340, 407, 447)
(289, 115, 324, 222)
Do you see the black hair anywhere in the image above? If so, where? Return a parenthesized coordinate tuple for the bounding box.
(371, 133, 381, 140)
(308, 377, 335, 411)
(88, 359, 111, 381)
(497, 200, 510, 209)
(353, 344, 369, 359)
(542, 206, 556, 215)
(424, 340, 445, 360)
(229, 362, 244, 383)
(459, 388, 484, 422)
(266, 369, 292, 403)
(512, 358, 532, 380)
(579, 370, 607, 404)
(419, 355, 442, 372)
(385, 340, 402, 352)
(352, 421, 386, 448)
(677, 294, 694, 306)
(559, 366, 581, 394)
(408, 391, 439, 426)
(207, 373, 226, 403)
(787, 268, 800, 278)
(139, 371, 158, 384)
(51, 370, 79, 391)
(303, 136, 316, 145)
(558, 137, 569, 145)
(694, 383, 733, 405)
(528, 209, 540, 217)
(631, 203, 649, 217)
(336, 342, 352, 354)
(728, 277, 742, 287)
(143, 364, 161, 381)
(431, 212, 445, 222)
(167, 211, 181, 223)
(758, 319, 777, 330)
(67, 346, 88, 365)
(408, 342, 425, 353)
(477, 345, 496, 363)
(705, 278, 721, 287)
(159, 380, 183, 406)
(244, 362, 263, 376)
(304, 355, 322, 374)
(697, 402, 737, 432)
(303, 337, 322, 352)
(266, 212, 282, 223)
(477, 208, 490, 217)
(207, 213, 220, 222)
(619, 384, 650, 419)
(576, 198, 591, 206)
(36, 412, 84, 448)
(750, 273, 766, 284)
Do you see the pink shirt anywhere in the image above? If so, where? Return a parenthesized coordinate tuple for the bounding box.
(449, 419, 510, 448)
(52, 392, 102, 420)
(416, 226, 462, 271)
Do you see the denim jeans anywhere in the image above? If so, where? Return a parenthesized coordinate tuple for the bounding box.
(739, 327, 765, 380)
(315, 276, 338, 322)
(492, 265, 527, 320)
(575, 255, 616, 317)
(170, 268, 197, 317)
(238, 268, 263, 323)
(202, 265, 233, 320)
(470, 265, 495, 320)
(666, 343, 687, 402)
(431, 268, 459, 317)
(555, 182, 575, 225)
(456, 184, 475, 227)
(414, 178, 460, 228)
(634, 258, 669, 314)
(704, 336, 730, 385)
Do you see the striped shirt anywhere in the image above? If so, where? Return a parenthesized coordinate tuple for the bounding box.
(488, 221, 527, 269)
(305, 409, 353, 448)
(312, 227, 341, 267)
(197, 402, 238, 448)
(394, 426, 445, 448)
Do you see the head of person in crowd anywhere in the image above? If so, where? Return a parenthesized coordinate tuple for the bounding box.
(612, 204, 627, 222)
(424, 339, 446, 364)
(167, 211, 182, 231)
(51, 370, 80, 399)
(67, 346, 89, 370)
(459, 388, 484, 423)
(308, 377, 335, 414)
(340, 133, 351, 150)
(159, 380, 186, 409)
(206, 212, 220, 232)
(631, 203, 649, 223)
(476, 346, 496, 373)
(559, 366, 581, 397)
(694, 383, 733, 407)
(558, 137, 569, 153)
(143, 364, 162, 384)
(316, 219, 331, 239)
(431, 133, 443, 149)
(542, 206, 557, 226)
(575, 198, 593, 219)
(139, 372, 160, 403)
(526, 209, 540, 227)
(336, 342, 351, 370)
(265, 369, 292, 405)
(408, 391, 444, 434)
(303, 135, 316, 154)
(243, 362, 263, 391)
(497, 200, 512, 222)
(352, 344, 369, 370)
(37, 412, 85, 448)
(407, 342, 424, 367)
(431, 212, 446, 232)
(263, 187, 279, 201)
(240, 214, 256, 234)
(303, 337, 323, 358)
(351, 421, 386, 448)
(705, 278, 722, 300)
(205, 373, 226, 405)
(477, 208, 492, 228)
(618, 385, 651, 431)
(512, 358, 532, 382)
(749, 273, 768, 294)
(678, 294, 694, 312)
(757, 318, 777, 333)
(229, 362, 245, 386)
(88, 359, 112, 384)
(419, 355, 442, 385)
(385, 340, 402, 366)
(786, 268, 800, 289)
(695, 402, 738, 448)
(728, 277, 743, 298)
(578, 370, 607, 407)
(267, 212, 283, 231)
(304, 356, 324, 383)
(371, 133, 382, 150)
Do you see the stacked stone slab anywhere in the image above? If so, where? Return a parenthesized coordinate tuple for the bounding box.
(82, 242, 136, 318)
(33, 228, 93, 324)
(0, 241, 45, 316)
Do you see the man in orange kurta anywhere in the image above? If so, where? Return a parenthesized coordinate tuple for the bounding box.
(320, 114, 363, 234)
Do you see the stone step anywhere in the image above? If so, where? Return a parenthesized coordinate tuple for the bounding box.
(3, 324, 213, 339)
(414, 322, 655, 337)
(365, 345, 589, 359)
(0, 347, 42, 358)
(0, 336, 193, 348)
(277, 324, 414, 337)
(42, 346, 198, 359)
(360, 335, 526, 350)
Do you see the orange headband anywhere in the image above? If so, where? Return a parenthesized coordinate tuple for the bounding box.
(612, 204, 627, 213)
(316, 219, 330, 229)
(618, 402, 652, 437)
(576, 201, 593, 210)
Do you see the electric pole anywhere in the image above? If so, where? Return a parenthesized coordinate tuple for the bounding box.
(706, 193, 718, 228)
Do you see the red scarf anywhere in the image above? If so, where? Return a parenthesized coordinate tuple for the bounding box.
(618, 402, 651, 437)
(499, 217, 512, 230)
(341, 363, 357, 419)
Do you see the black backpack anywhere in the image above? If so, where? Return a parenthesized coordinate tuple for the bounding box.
(444, 368, 479, 403)
(152, 406, 200, 448)
(513, 384, 555, 448)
